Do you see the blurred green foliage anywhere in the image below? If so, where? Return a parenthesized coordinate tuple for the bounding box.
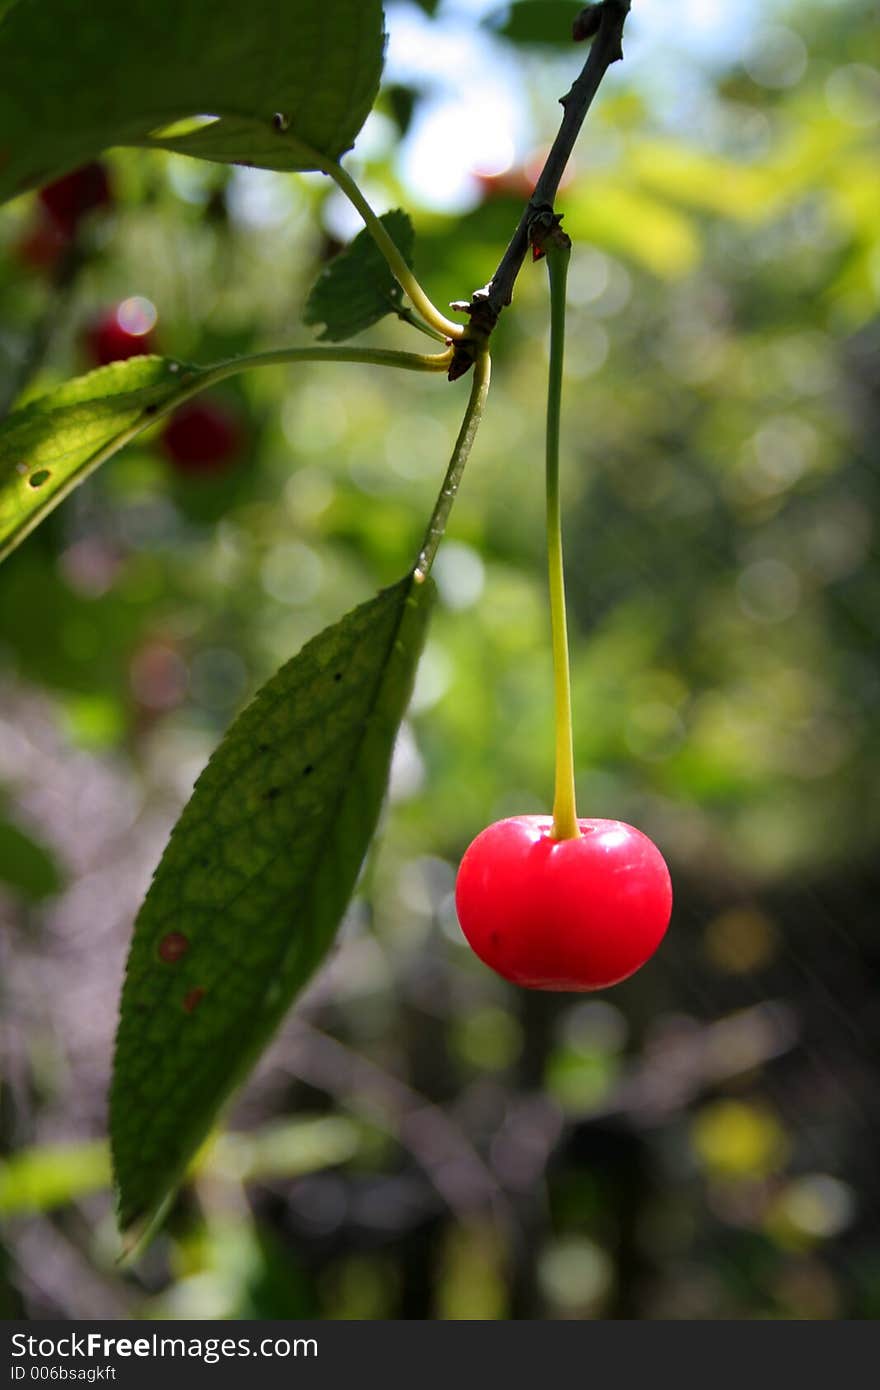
(0, 0, 878, 1321)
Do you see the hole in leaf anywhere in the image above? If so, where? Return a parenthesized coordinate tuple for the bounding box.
(333, 672, 343, 682)
(302, 764, 314, 776)
(29, 469, 51, 488)
(264, 786, 280, 800)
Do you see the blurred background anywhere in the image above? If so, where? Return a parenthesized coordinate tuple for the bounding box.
(1, 0, 878, 1319)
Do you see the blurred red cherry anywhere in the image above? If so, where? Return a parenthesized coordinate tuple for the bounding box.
(160, 399, 244, 476)
(14, 216, 68, 273)
(473, 168, 535, 202)
(38, 162, 112, 237)
(83, 297, 157, 366)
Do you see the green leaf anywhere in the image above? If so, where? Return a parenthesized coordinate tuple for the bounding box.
(0, 0, 386, 205)
(0, 356, 208, 563)
(0, 1118, 361, 1215)
(486, 1, 584, 47)
(0, 342, 446, 564)
(630, 139, 776, 221)
(0, 813, 64, 901)
(303, 210, 415, 341)
(210, 1117, 363, 1184)
(564, 180, 700, 278)
(0, 1142, 110, 1216)
(111, 572, 433, 1238)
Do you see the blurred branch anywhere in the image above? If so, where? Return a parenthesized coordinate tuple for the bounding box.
(11, 1217, 132, 1319)
(286, 1022, 511, 1225)
(448, 0, 632, 378)
(588, 1002, 800, 1124)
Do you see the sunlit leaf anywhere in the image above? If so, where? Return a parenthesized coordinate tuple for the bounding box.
(0, 1118, 362, 1215)
(0, 1142, 110, 1215)
(210, 1117, 362, 1183)
(630, 139, 776, 221)
(0, 356, 208, 563)
(691, 1100, 790, 1179)
(564, 181, 700, 277)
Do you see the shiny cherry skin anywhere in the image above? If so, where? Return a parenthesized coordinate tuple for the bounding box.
(455, 816, 672, 991)
(38, 162, 112, 236)
(160, 400, 243, 475)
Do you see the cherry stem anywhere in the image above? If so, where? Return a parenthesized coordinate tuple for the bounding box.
(545, 239, 579, 841)
(324, 159, 464, 343)
(414, 350, 491, 582)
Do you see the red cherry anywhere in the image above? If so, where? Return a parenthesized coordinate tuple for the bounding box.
(83, 298, 157, 366)
(38, 162, 112, 236)
(455, 816, 672, 991)
(159, 399, 243, 476)
(14, 215, 69, 273)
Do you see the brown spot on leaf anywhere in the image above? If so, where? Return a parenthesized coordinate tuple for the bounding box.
(158, 931, 189, 963)
(183, 986, 206, 1013)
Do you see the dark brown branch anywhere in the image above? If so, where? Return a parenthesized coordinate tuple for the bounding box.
(448, 0, 632, 380)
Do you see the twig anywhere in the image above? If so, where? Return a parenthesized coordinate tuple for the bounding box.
(285, 1021, 510, 1224)
(448, 0, 632, 379)
(414, 349, 490, 580)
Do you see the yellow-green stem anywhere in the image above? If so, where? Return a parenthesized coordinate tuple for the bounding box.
(545, 241, 579, 841)
(323, 160, 464, 342)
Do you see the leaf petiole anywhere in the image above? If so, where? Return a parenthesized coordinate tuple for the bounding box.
(394, 305, 449, 343)
(322, 159, 464, 343)
(201, 343, 452, 386)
